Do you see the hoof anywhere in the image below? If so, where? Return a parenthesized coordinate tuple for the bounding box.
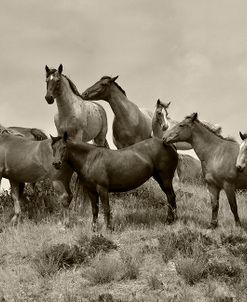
(166, 216, 175, 225)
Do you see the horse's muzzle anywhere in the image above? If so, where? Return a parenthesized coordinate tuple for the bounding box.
(236, 165, 245, 172)
(53, 161, 62, 169)
(45, 95, 54, 104)
(81, 91, 89, 100)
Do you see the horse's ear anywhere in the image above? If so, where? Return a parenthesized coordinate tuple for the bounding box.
(157, 99, 161, 105)
(239, 131, 247, 140)
(63, 132, 68, 142)
(191, 112, 198, 122)
(111, 76, 119, 82)
(165, 101, 171, 108)
(58, 64, 63, 74)
(45, 65, 50, 73)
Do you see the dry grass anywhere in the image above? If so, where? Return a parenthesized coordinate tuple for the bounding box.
(1, 181, 247, 301)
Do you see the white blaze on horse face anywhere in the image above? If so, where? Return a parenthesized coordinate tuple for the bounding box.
(49, 75, 54, 81)
(237, 141, 247, 167)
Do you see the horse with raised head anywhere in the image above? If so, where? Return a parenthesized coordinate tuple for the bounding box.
(0, 133, 73, 224)
(45, 64, 108, 147)
(81, 76, 153, 149)
(163, 113, 245, 228)
(51, 132, 178, 230)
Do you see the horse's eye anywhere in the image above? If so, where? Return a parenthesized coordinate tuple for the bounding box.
(179, 124, 185, 128)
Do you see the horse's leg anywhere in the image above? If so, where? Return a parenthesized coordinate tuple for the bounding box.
(97, 186, 112, 230)
(10, 181, 22, 225)
(223, 183, 241, 227)
(87, 190, 99, 232)
(154, 175, 177, 223)
(207, 183, 220, 228)
(93, 107, 109, 148)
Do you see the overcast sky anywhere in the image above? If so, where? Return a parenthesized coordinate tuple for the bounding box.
(1, 0, 247, 187)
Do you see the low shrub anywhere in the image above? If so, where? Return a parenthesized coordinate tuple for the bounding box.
(175, 254, 208, 285)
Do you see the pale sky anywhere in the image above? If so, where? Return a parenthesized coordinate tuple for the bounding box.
(1, 0, 247, 188)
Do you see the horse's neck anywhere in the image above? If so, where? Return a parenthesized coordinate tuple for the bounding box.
(67, 141, 91, 170)
(191, 122, 223, 161)
(152, 115, 163, 138)
(107, 85, 135, 122)
(56, 77, 79, 116)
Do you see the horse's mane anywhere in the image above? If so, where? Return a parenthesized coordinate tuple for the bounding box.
(187, 116, 236, 142)
(101, 76, 126, 96)
(46, 68, 83, 99)
(63, 75, 83, 99)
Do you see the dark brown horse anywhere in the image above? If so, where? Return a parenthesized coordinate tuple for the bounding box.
(51, 133, 178, 230)
(81, 76, 153, 149)
(163, 113, 245, 228)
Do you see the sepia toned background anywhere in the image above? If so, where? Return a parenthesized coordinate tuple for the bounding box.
(1, 0, 247, 188)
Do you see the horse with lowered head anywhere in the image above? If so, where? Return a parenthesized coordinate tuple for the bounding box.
(51, 132, 178, 230)
(163, 112, 246, 228)
(81, 76, 153, 149)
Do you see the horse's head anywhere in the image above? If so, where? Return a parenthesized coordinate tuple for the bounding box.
(81, 76, 119, 100)
(236, 131, 247, 172)
(155, 99, 171, 131)
(163, 112, 197, 144)
(45, 64, 63, 104)
(50, 132, 68, 169)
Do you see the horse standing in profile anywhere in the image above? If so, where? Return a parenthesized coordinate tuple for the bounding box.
(45, 64, 109, 147)
(81, 76, 153, 149)
(51, 133, 178, 230)
(0, 133, 73, 224)
(163, 113, 245, 228)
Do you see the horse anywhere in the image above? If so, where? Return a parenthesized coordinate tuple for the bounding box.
(0, 133, 73, 224)
(151, 99, 169, 138)
(81, 76, 153, 149)
(236, 132, 247, 171)
(45, 64, 109, 147)
(163, 112, 246, 228)
(51, 132, 178, 230)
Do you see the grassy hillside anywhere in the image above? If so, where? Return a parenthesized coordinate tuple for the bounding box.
(0, 180, 247, 301)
